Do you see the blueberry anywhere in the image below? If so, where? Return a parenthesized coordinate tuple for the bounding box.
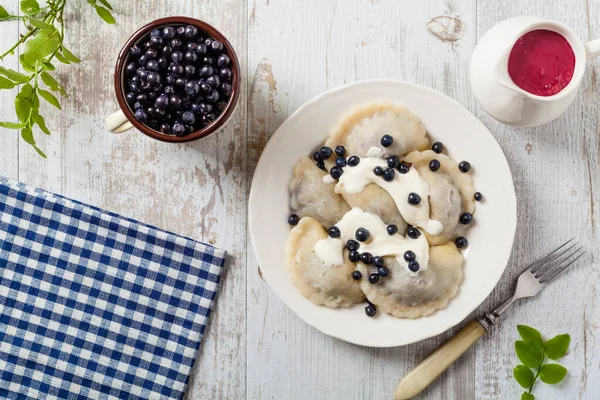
(184, 25, 199, 39)
(125, 62, 138, 76)
(133, 101, 143, 110)
(397, 162, 410, 174)
(159, 123, 171, 134)
(129, 82, 140, 93)
(201, 65, 214, 77)
(186, 42, 199, 53)
(360, 252, 373, 264)
(211, 40, 224, 52)
(169, 95, 182, 110)
(387, 155, 400, 168)
(134, 109, 147, 122)
(220, 68, 233, 81)
(155, 95, 169, 109)
(329, 166, 343, 180)
(162, 26, 176, 39)
(383, 168, 395, 182)
(135, 93, 148, 104)
(145, 48, 159, 59)
(335, 157, 347, 168)
(200, 82, 212, 94)
(387, 224, 398, 235)
(145, 106, 155, 116)
(365, 304, 377, 317)
(355, 228, 370, 242)
(320, 146, 333, 160)
(130, 75, 140, 84)
(474, 192, 483, 201)
(216, 101, 228, 112)
(165, 74, 176, 85)
(150, 29, 161, 37)
(373, 256, 384, 267)
(207, 75, 221, 88)
(404, 250, 416, 262)
(458, 161, 471, 173)
(378, 266, 389, 277)
(373, 166, 384, 176)
(164, 85, 176, 95)
(185, 80, 200, 97)
(205, 37, 214, 47)
(182, 96, 192, 109)
(335, 146, 345, 157)
(182, 111, 195, 125)
(349, 251, 360, 262)
(381, 134, 393, 147)
(176, 26, 186, 36)
(147, 72, 161, 86)
(220, 82, 232, 96)
(143, 41, 152, 50)
(346, 240, 359, 251)
(408, 193, 421, 205)
(170, 38, 182, 49)
(328, 226, 341, 238)
(157, 58, 168, 69)
(407, 227, 421, 239)
(173, 122, 187, 136)
(196, 44, 208, 55)
(170, 64, 184, 76)
(183, 52, 197, 65)
(203, 113, 217, 124)
(171, 51, 183, 64)
(352, 271, 362, 280)
(140, 81, 152, 92)
(202, 56, 215, 65)
(347, 156, 360, 166)
(206, 90, 220, 103)
(429, 159, 441, 172)
(126, 92, 136, 104)
(138, 55, 148, 67)
(368, 273, 379, 284)
(316, 161, 326, 171)
(217, 54, 231, 67)
(150, 35, 164, 48)
(199, 102, 213, 114)
(432, 141, 444, 154)
(185, 64, 198, 77)
(175, 77, 187, 89)
(408, 261, 420, 272)
(162, 45, 172, 57)
(459, 213, 473, 225)
(130, 45, 142, 57)
(146, 60, 159, 71)
(455, 237, 468, 248)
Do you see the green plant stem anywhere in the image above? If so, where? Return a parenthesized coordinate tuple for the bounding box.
(528, 355, 545, 394)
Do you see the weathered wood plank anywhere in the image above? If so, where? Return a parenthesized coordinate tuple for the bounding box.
(475, 1, 600, 399)
(247, 1, 477, 399)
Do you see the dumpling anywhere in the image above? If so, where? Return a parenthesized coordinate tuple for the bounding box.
(324, 102, 429, 161)
(286, 216, 365, 308)
(339, 184, 408, 234)
(357, 242, 463, 318)
(290, 157, 351, 227)
(403, 150, 476, 245)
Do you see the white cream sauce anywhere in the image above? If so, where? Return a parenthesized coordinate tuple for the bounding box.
(323, 146, 443, 235)
(314, 207, 429, 274)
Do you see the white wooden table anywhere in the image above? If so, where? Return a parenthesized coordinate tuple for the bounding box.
(1, 1, 599, 399)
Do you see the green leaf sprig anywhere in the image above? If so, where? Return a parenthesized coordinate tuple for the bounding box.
(513, 325, 571, 400)
(0, 0, 117, 157)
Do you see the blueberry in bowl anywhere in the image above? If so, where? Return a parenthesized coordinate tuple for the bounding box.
(114, 17, 240, 143)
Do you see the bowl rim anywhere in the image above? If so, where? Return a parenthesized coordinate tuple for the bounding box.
(114, 16, 241, 143)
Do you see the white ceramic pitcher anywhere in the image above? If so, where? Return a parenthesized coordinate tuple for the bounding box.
(470, 17, 600, 127)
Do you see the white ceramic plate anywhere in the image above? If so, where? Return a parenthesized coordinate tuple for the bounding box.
(248, 80, 517, 347)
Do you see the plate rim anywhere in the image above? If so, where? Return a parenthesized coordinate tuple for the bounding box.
(248, 79, 517, 347)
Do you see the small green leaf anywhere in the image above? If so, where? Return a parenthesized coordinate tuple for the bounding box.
(27, 17, 53, 29)
(20, 127, 35, 144)
(98, 0, 113, 10)
(513, 365, 535, 388)
(20, 0, 40, 16)
(0, 122, 26, 129)
(60, 47, 81, 63)
(40, 61, 55, 71)
(539, 363, 567, 384)
(544, 334, 570, 360)
(518, 325, 544, 348)
(38, 89, 61, 109)
(21, 28, 61, 67)
(0, 66, 31, 83)
(33, 144, 46, 158)
(94, 6, 115, 24)
(32, 113, 50, 135)
(0, 5, 9, 20)
(521, 393, 535, 400)
(40, 71, 59, 90)
(15, 84, 35, 122)
(54, 51, 70, 64)
(515, 340, 544, 368)
(0, 76, 16, 89)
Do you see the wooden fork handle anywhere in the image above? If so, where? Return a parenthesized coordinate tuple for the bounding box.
(394, 320, 487, 400)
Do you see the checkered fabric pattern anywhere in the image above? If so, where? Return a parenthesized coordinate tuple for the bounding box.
(0, 177, 226, 400)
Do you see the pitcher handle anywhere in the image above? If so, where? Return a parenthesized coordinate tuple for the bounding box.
(105, 110, 134, 134)
(585, 38, 600, 58)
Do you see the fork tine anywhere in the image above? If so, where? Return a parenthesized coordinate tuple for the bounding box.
(532, 242, 578, 276)
(529, 238, 575, 273)
(539, 247, 585, 283)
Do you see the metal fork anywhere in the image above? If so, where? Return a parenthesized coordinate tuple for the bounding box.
(395, 239, 585, 400)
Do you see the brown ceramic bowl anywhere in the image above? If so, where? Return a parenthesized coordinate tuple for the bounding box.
(112, 17, 241, 143)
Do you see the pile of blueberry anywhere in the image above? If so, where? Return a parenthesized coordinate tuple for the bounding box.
(123, 25, 234, 136)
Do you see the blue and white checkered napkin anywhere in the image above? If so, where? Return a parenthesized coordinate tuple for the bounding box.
(0, 177, 226, 400)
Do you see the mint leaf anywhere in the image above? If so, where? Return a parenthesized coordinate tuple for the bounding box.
(94, 6, 115, 24)
(21, 28, 61, 67)
(0, 5, 9, 20)
(60, 47, 81, 63)
(0, 122, 26, 129)
(20, 0, 40, 16)
(32, 144, 46, 158)
(98, 0, 113, 10)
(15, 84, 35, 122)
(38, 89, 61, 109)
(518, 325, 544, 348)
(27, 16, 54, 29)
(539, 363, 567, 384)
(521, 393, 535, 400)
(20, 127, 35, 144)
(32, 113, 50, 135)
(0, 66, 30, 83)
(544, 334, 570, 360)
(54, 51, 70, 64)
(513, 365, 534, 388)
(0, 76, 16, 89)
(515, 340, 544, 368)
(40, 71, 59, 91)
